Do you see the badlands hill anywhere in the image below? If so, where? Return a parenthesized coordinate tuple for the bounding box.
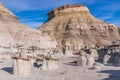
(0, 3, 57, 53)
(39, 4, 120, 53)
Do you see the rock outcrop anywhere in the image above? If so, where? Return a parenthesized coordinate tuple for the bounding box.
(41, 54, 59, 71)
(39, 4, 120, 55)
(98, 40, 120, 66)
(0, 3, 57, 53)
(77, 49, 95, 67)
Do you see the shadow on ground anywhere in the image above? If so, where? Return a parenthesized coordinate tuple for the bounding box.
(63, 61, 77, 66)
(33, 62, 42, 68)
(1, 67, 13, 74)
(100, 70, 120, 80)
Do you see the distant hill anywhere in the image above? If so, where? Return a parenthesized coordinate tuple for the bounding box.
(39, 4, 120, 54)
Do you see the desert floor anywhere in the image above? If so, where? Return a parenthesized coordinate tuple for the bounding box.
(0, 55, 120, 80)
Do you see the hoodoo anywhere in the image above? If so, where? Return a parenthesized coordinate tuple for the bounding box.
(39, 4, 120, 55)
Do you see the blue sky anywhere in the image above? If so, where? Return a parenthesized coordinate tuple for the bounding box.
(0, 0, 120, 28)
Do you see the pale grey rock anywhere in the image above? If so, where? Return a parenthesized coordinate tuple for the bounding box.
(77, 56, 87, 67)
(86, 54, 95, 67)
(12, 59, 31, 76)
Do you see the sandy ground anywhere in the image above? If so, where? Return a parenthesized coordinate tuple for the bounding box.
(0, 55, 120, 80)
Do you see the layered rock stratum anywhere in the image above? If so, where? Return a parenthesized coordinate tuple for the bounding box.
(0, 3, 57, 53)
(39, 4, 120, 54)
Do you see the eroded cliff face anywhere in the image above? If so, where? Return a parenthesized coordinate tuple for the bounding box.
(39, 4, 120, 54)
(0, 3, 57, 53)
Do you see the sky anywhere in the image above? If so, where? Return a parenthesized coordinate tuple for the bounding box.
(0, 0, 120, 28)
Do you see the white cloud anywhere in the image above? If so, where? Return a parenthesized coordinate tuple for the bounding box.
(0, 0, 34, 11)
(95, 12, 114, 21)
(100, 3, 120, 11)
(23, 21, 43, 29)
(99, 16, 112, 21)
(110, 21, 120, 27)
(0, 0, 101, 12)
(20, 17, 45, 21)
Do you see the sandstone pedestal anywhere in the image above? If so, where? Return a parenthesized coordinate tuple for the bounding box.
(64, 45, 73, 56)
(90, 48, 99, 59)
(103, 54, 111, 64)
(77, 56, 87, 67)
(64, 50, 73, 56)
(12, 58, 31, 76)
(41, 57, 59, 71)
(77, 50, 95, 67)
(86, 54, 95, 67)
